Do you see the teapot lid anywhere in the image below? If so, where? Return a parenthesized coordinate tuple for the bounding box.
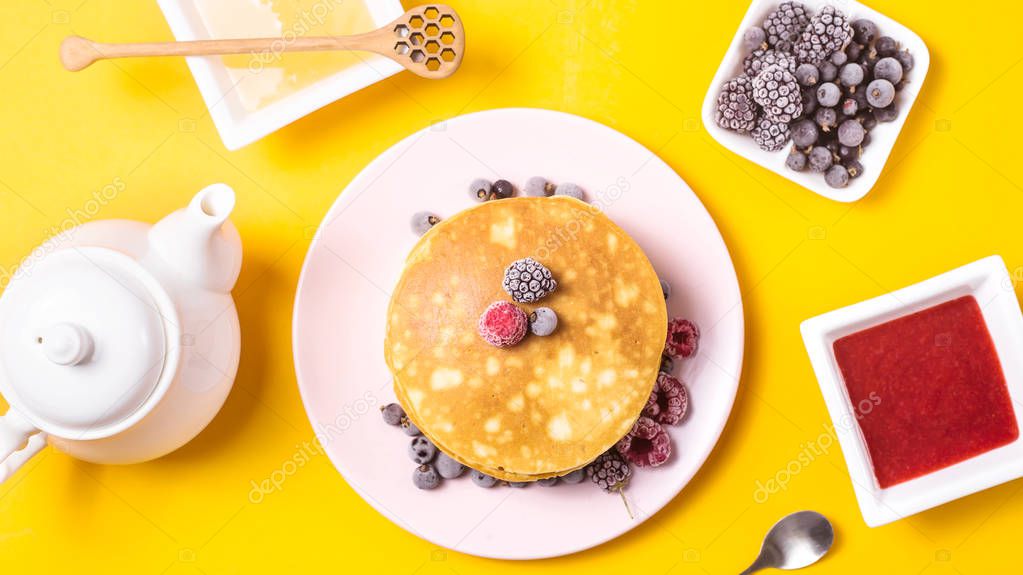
(0, 247, 180, 439)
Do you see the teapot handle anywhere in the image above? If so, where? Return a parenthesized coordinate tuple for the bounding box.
(0, 409, 46, 484)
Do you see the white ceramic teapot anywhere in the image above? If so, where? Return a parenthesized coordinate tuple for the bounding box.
(0, 184, 242, 482)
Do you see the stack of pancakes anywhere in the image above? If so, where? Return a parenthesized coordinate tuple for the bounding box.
(384, 196, 667, 481)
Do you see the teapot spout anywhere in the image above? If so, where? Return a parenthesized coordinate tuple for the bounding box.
(148, 184, 242, 294)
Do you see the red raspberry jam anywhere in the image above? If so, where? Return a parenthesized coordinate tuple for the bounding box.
(833, 295, 1019, 488)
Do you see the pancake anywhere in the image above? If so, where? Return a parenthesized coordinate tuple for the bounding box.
(385, 196, 667, 480)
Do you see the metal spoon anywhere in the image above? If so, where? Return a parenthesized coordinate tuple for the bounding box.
(739, 511, 834, 574)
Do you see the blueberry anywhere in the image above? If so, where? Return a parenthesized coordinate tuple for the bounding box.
(507, 481, 529, 488)
(524, 176, 553, 197)
(895, 50, 914, 73)
(435, 452, 466, 479)
(659, 278, 671, 300)
(555, 182, 585, 200)
(410, 212, 440, 236)
(791, 119, 818, 148)
(816, 83, 840, 107)
(801, 90, 818, 116)
(381, 403, 405, 426)
(529, 307, 558, 337)
(875, 36, 897, 57)
(838, 145, 859, 162)
(400, 415, 421, 436)
(860, 132, 872, 147)
(469, 178, 492, 202)
(873, 104, 899, 123)
(560, 468, 587, 484)
(809, 146, 833, 173)
(837, 120, 865, 147)
(491, 179, 515, 199)
(841, 97, 858, 117)
(845, 43, 862, 62)
(838, 63, 864, 88)
(815, 107, 837, 132)
(659, 355, 674, 373)
(819, 61, 838, 83)
(866, 79, 895, 108)
(470, 470, 498, 488)
(408, 436, 437, 465)
(743, 26, 767, 51)
(845, 160, 864, 179)
(858, 112, 877, 131)
(830, 51, 848, 66)
(873, 57, 903, 84)
(794, 63, 819, 87)
(851, 19, 878, 45)
(412, 464, 441, 490)
(825, 165, 850, 189)
(786, 149, 808, 172)
(537, 477, 559, 487)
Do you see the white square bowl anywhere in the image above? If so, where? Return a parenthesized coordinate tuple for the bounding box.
(800, 256, 1023, 527)
(701, 0, 930, 202)
(156, 0, 406, 150)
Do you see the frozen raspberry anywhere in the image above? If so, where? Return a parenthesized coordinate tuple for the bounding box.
(643, 372, 690, 426)
(478, 301, 528, 348)
(665, 318, 700, 359)
(586, 449, 631, 493)
(616, 417, 671, 468)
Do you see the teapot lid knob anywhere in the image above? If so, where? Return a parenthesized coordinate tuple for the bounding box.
(39, 323, 93, 366)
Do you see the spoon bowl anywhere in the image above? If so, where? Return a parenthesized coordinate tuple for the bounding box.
(741, 511, 835, 574)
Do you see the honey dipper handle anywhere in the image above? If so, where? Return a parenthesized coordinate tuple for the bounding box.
(60, 32, 385, 72)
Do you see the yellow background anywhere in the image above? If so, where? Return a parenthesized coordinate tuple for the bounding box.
(0, 0, 1020, 572)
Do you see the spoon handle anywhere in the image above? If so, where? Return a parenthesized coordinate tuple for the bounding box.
(738, 555, 770, 575)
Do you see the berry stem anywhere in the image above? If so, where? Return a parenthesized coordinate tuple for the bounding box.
(617, 488, 635, 520)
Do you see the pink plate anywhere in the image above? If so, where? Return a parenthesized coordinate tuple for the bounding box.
(293, 108, 745, 559)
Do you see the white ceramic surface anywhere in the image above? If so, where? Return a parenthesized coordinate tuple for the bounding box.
(0, 185, 243, 479)
(702, 0, 930, 202)
(155, 0, 406, 150)
(293, 108, 746, 559)
(801, 256, 1023, 527)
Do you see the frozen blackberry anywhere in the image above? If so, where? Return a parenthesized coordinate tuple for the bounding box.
(555, 182, 585, 200)
(665, 318, 700, 359)
(524, 176, 554, 197)
(819, 61, 838, 82)
(743, 26, 767, 51)
(435, 452, 466, 479)
(795, 6, 852, 65)
(412, 464, 441, 490)
(875, 36, 897, 57)
(400, 415, 421, 436)
(845, 160, 864, 179)
(839, 63, 864, 88)
(503, 257, 557, 303)
(491, 179, 515, 199)
(825, 165, 850, 188)
(829, 50, 848, 67)
(411, 211, 440, 236)
(895, 50, 914, 73)
(873, 57, 903, 84)
(873, 104, 899, 123)
(408, 436, 437, 465)
(478, 301, 528, 348)
(537, 477, 559, 487)
(560, 468, 586, 484)
(794, 63, 819, 87)
(469, 178, 492, 202)
(816, 82, 840, 107)
(528, 307, 558, 337)
(643, 372, 690, 425)
(752, 117, 790, 152)
(841, 97, 858, 117)
(808, 146, 833, 173)
(866, 79, 895, 108)
(617, 417, 672, 467)
(470, 470, 498, 488)
(761, 1, 811, 52)
(715, 76, 758, 133)
(743, 48, 796, 78)
(752, 65, 802, 122)
(851, 19, 878, 45)
(381, 403, 405, 426)
(815, 107, 837, 132)
(786, 149, 808, 171)
(837, 120, 865, 147)
(791, 119, 818, 148)
(587, 449, 632, 493)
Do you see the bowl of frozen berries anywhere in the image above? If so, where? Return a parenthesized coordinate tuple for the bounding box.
(702, 0, 929, 202)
